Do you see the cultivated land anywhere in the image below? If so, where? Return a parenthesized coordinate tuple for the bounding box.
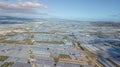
(0, 22, 120, 67)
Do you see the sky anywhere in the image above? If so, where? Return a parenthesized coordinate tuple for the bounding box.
(0, 0, 120, 21)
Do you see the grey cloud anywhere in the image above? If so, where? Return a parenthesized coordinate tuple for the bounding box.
(0, 2, 47, 14)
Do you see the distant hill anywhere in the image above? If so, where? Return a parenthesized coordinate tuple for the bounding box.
(90, 21, 120, 27)
(0, 16, 82, 24)
(0, 16, 34, 24)
(0, 16, 34, 21)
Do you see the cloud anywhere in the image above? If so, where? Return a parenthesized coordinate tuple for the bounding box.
(0, 1, 47, 14)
